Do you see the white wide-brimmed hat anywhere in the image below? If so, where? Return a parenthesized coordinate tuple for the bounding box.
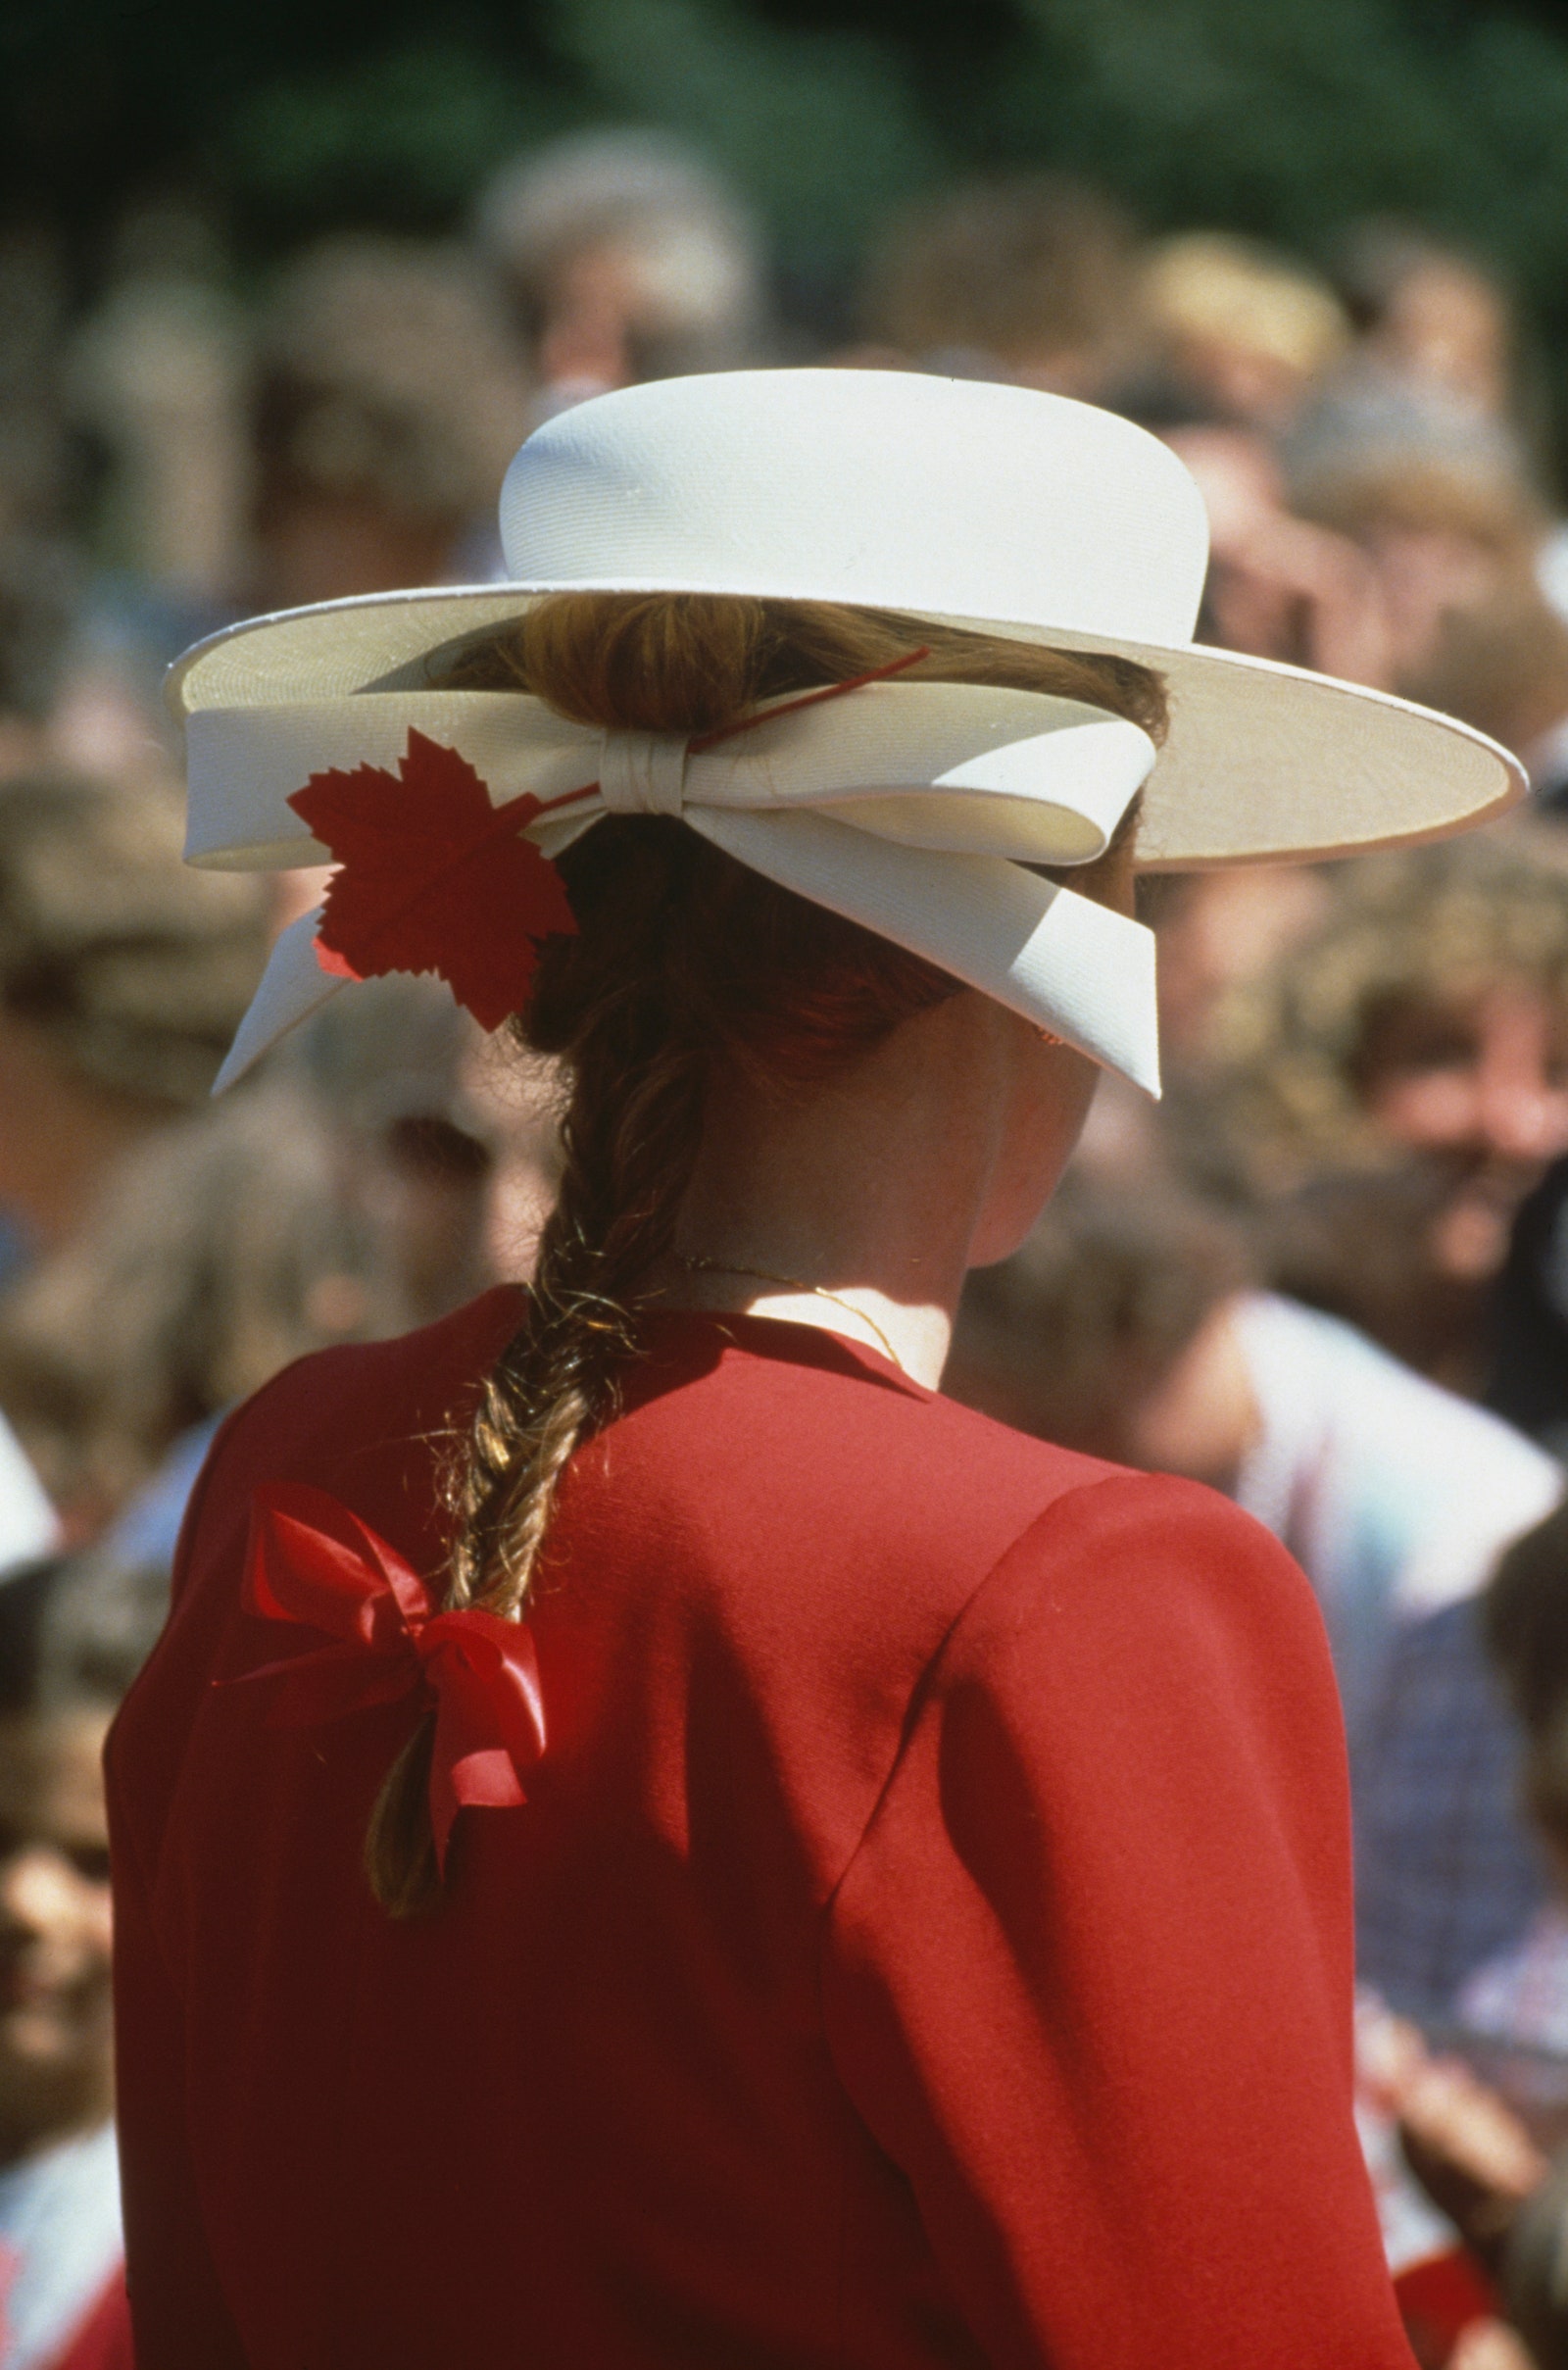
(173, 369, 1521, 1099)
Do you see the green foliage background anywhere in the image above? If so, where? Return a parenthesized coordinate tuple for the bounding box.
(11, 0, 1568, 334)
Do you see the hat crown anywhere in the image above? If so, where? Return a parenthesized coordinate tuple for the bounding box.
(499, 370, 1209, 649)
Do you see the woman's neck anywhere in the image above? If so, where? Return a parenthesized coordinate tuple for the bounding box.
(649, 992, 1091, 1390)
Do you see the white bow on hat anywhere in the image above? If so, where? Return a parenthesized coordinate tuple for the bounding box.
(173, 368, 1523, 1106)
(187, 674, 1160, 1094)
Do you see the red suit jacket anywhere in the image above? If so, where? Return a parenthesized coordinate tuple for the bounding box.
(107, 1292, 1415, 2366)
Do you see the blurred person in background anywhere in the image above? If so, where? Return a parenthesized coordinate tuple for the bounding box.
(1206, 832, 1568, 1397)
(45, 202, 255, 785)
(1354, 1581, 1552, 2024)
(1150, 404, 1396, 682)
(287, 976, 497, 1329)
(1102, 396, 1391, 1070)
(1322, 1501, 1568, 2370)
(1279, 222, 1535, 549)
(1149, 860, 1337, 1074)
(0, 547, 79, 785)
(950, 1172, 1560, 2049)
(1138, 230, 1352, 431)
(1186, 830, 1568, 2008)
(1326, 224, 1568, 665)
(67, 201, 250, 651)
(858, 173, 1142, 397)
(0, 769, 269, 1269)
(1355, 1993, 1548, 2368)
(1491, 1151, 1568, 1456)
(1294, 454, 1568, 792)
(475, 130, 766, 421)
(248, 235, 529, 611)
(0, 1074, 403, 1551)
(1258, 1162, 1505, 1393)
(1335, 222, 1532, 448)
(0, 1549, 164, 2370)
(948, 1174, 1559, 1751)
(1447, 1500, 1568, 2061)
(460, 1026, 562, 1286)
(0, 493, 151, 800)
(0, 232, 73, 552)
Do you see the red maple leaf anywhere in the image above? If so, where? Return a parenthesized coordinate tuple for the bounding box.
(288, 730, 579, 1032)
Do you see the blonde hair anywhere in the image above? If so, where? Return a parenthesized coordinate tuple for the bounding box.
(366, 591, 1166, 1914)
(1142, 232, 1351, 383)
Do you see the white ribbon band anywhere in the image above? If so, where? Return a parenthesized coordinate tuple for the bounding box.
(598, 729, 689, 816)
(189, 678, 1162, 1096)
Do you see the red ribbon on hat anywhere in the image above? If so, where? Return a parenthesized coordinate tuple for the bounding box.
(235, 1481, 546, 1869)
(286, 645, 931, 1031)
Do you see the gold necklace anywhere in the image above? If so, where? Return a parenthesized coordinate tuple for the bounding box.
(675, 1253, 907, 1375)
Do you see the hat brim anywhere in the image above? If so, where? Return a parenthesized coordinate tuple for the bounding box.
(169, 581, 1524, 869)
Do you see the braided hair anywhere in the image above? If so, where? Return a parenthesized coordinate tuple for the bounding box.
(365, 592, 1166, 1912)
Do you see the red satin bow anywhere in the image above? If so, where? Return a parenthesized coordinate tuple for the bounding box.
(237, 1481, 546, 1869)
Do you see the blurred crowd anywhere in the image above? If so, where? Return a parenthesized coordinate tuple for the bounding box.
(7, 128, 1568, 2368)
